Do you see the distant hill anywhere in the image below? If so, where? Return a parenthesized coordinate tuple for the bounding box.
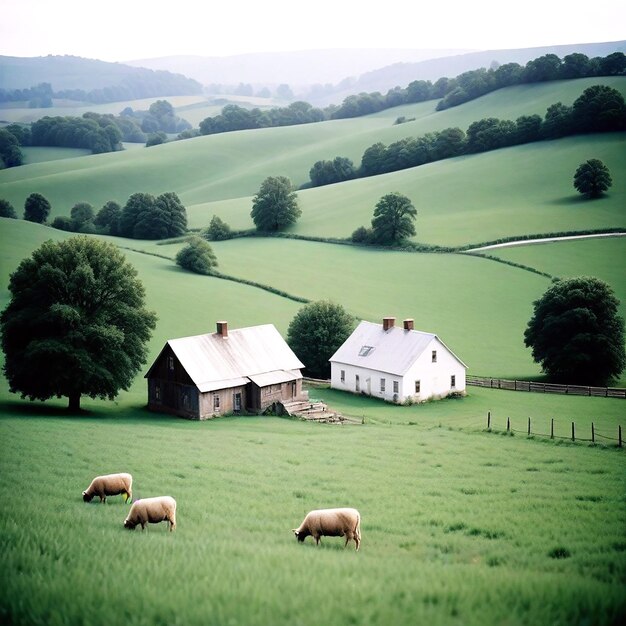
(0, 55, 202, 98)
(317, 40, 626, 105)
(125, 48, 474, 88)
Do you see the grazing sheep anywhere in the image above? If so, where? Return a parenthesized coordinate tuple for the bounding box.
(82, 473, 132, 504)
(293, 507, 361, 551)
(124, 496, 177, 532)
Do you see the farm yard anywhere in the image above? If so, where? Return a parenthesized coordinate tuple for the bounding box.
(1, 62, 626, 626)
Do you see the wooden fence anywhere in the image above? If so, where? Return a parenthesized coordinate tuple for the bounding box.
(467, 376, 626, 399)
(486, 411, 623, 447)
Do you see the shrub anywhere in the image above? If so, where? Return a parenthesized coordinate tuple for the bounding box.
(204, 215, 232, 241)
(0, 199, 17, 218)
(175, 237, 218, 275)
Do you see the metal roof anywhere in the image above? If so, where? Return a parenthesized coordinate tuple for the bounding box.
(329, 320, 467, 375)
(148, 324, 304, 391)
(248, 369, 302, 387)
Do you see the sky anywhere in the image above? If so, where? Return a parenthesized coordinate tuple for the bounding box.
(1, 0, 624, 62)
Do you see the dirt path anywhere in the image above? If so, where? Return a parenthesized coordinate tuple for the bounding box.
(466, 232, 626, 252)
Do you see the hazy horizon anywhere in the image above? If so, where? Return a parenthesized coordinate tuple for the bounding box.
(1, 0, 624, 63)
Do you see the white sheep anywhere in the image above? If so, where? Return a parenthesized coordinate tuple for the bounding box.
(293, 507, 361, 550)
(82, 473, 133, 504)
(124, 496, 177, 531)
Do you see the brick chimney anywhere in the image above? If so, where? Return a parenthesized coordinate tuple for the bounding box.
(403, 319, 414, 331)
(216, 321, 228, 337)
(382, 317, 395, 331)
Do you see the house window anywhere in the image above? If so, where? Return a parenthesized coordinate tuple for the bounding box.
(359, 345, 375, 357)
(432, 350, 437, 363)
(213, 395, 220, 410)
(340, 370, 345, 383)
(415, 380, 420, 394)
(451, 375, 456, 388)
(168, 356, 174, 371)
(355, 375, 360, 392)
(182, 392, 189, 410)
(380, 378, 386, 393)
(393, 380, 399, 394)
(155, 385, 161, 402)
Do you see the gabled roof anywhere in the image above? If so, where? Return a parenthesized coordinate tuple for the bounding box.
(146, 324, 304, 392)
(329, 320, 467, 375)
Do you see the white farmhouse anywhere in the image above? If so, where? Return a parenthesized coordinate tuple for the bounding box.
(329, 317, 467, 403)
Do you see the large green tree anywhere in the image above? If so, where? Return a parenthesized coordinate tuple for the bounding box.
(23, 193, 51, 223)
(94, 200, 122, 235)
(524, 277, 625, 385)
(370, 192, 417, 244)
(1, 237, 157, 411)
(250, 176, 301, 232)
(0, 199, 17, 218)
(287, 301, 355, 379)
(573, 159, 612, 198)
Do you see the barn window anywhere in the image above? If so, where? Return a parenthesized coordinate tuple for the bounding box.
(415, 380, 420, 394)
(340, 370, 345, 383)
(182, 392, 189, 409)
(168, 356, 174, 371)
(432, 350, 437, 363)
(358, 345, 375, 357)
(155, 385, 161, 402)
(213, 395, 220, 410)
(380, 378, 386, 392)
(393, 380, 399, 393)
(451, 375, 456, 388)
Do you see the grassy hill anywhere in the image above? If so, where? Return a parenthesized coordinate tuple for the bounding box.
(1, 68, 626, 626)
(1, 77, 625, 245)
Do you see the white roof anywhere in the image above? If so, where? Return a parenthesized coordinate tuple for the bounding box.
(329, 320, 467, 375)
(147, 324, 304, 391)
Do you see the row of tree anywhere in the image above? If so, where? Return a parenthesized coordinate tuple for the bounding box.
(0, 99, 194, 165)
(192, 52, 625, 137)
(308, 85, 625, 185)
(0, 191, 187, 240)
(0, 69, 202, 106)
(332, 52, 626, 119)
(198, 102, 326, 135)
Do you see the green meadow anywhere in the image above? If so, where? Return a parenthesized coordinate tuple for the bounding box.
(1, 72, 626, 626)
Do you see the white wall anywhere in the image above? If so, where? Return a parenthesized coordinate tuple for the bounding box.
(330, 337, 465, 403)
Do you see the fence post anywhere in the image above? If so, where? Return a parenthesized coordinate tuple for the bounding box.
(528, 417, 531, 436)
(507, 417, 510, 432)
(551, 418, 554, 439)
(571, 421, 575, 442)
(619, 425, 623, 448)
(591, 422, 595, 443)
(487, 411, 491, 430)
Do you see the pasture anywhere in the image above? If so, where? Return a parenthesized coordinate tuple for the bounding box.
(1, 70, 626, 626)
(0, 398, 624, 626)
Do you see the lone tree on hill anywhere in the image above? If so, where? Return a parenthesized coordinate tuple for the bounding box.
(1, 237, 157, 411)
(0, 199, 17, 218)
(524, 277, 625, 386)
(24, 193, 51, 223)
(371, 192, 417, 244)
(175, 236, 218, 275)
(287, 301, 355, 379)
(573, 159, 613, 198)
(250, 176, 301, 232)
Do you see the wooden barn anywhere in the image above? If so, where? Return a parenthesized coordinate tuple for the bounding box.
(145, 321, 306, 419)
(330, 317, 467, 403)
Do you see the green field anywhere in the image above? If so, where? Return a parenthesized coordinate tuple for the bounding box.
(0, 397, 624, 626)
(1, 73, 626, 626)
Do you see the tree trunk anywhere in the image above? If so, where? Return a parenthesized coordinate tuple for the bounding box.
(68, 392, 81, 412)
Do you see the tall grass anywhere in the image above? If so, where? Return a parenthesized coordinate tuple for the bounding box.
(0, 410, 624, 626)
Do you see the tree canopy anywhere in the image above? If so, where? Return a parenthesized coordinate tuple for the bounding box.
(1, 237, 157, 410)
(0, 199, 17, 218)
(250, 176, 301, 232)
(23, 193, 51, 223)
(524, 277, 625, 385)
(175, 237, 218, 275)
(119, 191, 187, 239)
(370, 192, 417, 244)
(287, 301, 355, 379)
(203, 215, 232, 241)
(573, 159, 613, 198)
